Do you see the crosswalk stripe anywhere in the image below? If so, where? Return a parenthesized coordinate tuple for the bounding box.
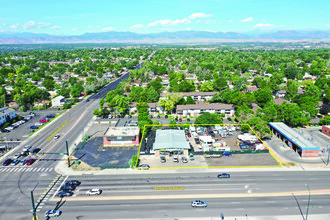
(32, 168, 37, 172)
(37, 168, 41, 172)
(13, 168, 19, 172)
(40, 168, 45, 172)
(49, 168, 52, 172)
(17, 168, 23, 172)
(8, 168, 14, 172)
(26, 168, 32, 172)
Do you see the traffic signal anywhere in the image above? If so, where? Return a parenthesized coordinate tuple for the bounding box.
(42, 152, 45, 155)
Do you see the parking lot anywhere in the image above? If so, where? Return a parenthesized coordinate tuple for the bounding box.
(138, 124, 280, 168)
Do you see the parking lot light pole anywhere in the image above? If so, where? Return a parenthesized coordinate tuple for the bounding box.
(305, 184, 311, 220)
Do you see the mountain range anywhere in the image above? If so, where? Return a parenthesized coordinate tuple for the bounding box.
(0, 30, 329, 44)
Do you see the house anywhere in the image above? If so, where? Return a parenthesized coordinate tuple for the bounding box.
(274, 90, 287, 98)
(246, 85, 259, 93)
(274, 98, 291, 105)
(52, 96, 66, 107)
(127, 102, 164, 116)
(251, 103, 260, 112)
(34, 100, 51, 108)
(8, 102, 19, 109)
(160, 92, 217, 102)
(176, 103, 235, 117)
(0, 107, 16, 126)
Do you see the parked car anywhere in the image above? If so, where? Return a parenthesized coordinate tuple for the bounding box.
(223, 151, 232, 156)
(173, 155, 179, 163)
(11, 159, 20, 166)
(3, 159, 12, 166)
(32, 148, 41, 154)
(182, 157, 188, 163)
(186, 132, 191, 138)
(45, 210, 62, 217)
(137, 164, 150, 169)
(86, 99, 90, 102)
(23, 145, 32, 151)
(108, 115, 113, 119)
(1, 129, 10, 133)
(60, 185, 76, 191)
(20, 158, 28, 165)
(86, 189, 102, 196)
(46, 114, 55, 118)
(35, 122, 43, 126)
(217, 173, 230, 178)
(39, 118, 49, 123)
(194, 138, 200, 144)
(65, 180, 81, 186)
(30, 126, 38, 129)
(189, 153, 195, 160)
(179, 118, 182, 122)
(13, 154, 20, 159)
(160, 156, 166, 163)
(57, 191, 74, 197)
(191, 200, 207, 208)
(26, 158, 36, 166)
(227, 117, 232, 121)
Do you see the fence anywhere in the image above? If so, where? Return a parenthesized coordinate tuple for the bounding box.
(203, 149, 269, 155)
(97, 164, 130, 169)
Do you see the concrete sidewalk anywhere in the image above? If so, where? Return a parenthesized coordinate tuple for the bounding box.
(54, 156, 330, 176)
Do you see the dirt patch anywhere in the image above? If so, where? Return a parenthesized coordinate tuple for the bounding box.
(69, 156, 101, 171)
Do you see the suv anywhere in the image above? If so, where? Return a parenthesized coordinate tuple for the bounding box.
(3, 159, 12, 166)
(191, 200, 207, 208)
(86, 189, 102, 196)
(182, 157, 188, 163)
(189, 153, 195, 160)
(173, 155, 179, 163)
(45, 210, 62, 217)
(160, 156, 166, 163)
(223, 151, 232, 156)
(217, 173, 230, 178)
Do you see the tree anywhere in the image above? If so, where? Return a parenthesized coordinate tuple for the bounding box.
(199, 81, 214, 92)
(213, 77, 228, 91)
(42, 78, 55, 90)
(195, 112, 223, 126)
(232, 77, 248, 91)
(319, 116, 330, 125)
(286, 80, 299, 100)
(254, 89, 273, 108)
(186, 96, 196, 104)
(147, 80, 162, 93)
(284, 66, 300, 80)
(158, 93, 183, 113)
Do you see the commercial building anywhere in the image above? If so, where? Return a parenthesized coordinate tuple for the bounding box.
(269, 122, 320, 157)
(103, 127, 140, 147)
(51, 95, 66, 107)
(321, 125, 330, 137)
(153, 130, 190, 156)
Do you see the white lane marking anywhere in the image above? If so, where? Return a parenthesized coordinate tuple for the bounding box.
(49, 168, 53, 172)
(52, 175, 69, 199)
(37, 168, 41, 172)
(8, 168, 14, 172)
(40, 168, 45, 172)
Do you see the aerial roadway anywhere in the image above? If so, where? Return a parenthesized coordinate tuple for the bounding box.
(0, 60, 330, 219)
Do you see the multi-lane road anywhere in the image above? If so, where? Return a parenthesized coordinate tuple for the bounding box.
(0, 71, 130, 220)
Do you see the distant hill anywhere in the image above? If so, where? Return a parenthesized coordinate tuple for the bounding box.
(0, 30, 329, 44)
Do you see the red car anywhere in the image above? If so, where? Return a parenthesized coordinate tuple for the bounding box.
(39, 118, 49, 123)
(26, 158, 36, 166)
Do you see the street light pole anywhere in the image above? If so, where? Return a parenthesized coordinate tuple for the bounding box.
(305, 184, 311, 220)
(326, 145, 330, 166)
(31, 190, 37, 220)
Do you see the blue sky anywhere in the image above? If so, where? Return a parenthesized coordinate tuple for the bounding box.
(0, 0, 329, 35)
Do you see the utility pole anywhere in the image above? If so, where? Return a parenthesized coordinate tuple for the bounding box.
(31, 190, 37, 220)
(66, 141, 70, 167)
(327, 145, 330, 166)
(305, 184, 311, 220)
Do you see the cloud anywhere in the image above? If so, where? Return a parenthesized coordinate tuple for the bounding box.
(148, 18, 191, 27)
(102, 27, 114, 31)
(241, 17, 253, 23)
(189, 12, 212, 20)
(71, 28, 79, 31)
(186, 27, 191, 31)
(131, 24, 144, 29)
(21, 21, 52, 29)
(255, 23, 274, 28)
(2, 23, 7, 27)
(10, 24, 19, 29)
(228, 20, 232, 23)
(326, 24, 330, 27)
(50, 25, 61, 30)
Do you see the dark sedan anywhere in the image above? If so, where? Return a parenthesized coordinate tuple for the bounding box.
(57, 191, 74, 197)
(65, 180, 81, 186)
(3, 159, 12, 166)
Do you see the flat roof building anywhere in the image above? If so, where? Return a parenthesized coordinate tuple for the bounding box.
(153, 130, 190, 156)
(269, 122, 320, 157)
(103, 127, 140, 147)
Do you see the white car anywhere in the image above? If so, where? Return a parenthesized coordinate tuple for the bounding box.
(54, 134, 60, 139)
(86, 189, 102, 196)
(45, 210, 62, 217)
(35, 122, 43, 126)
(23, 145, 32, 151)
(13, 154, 21, 159)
